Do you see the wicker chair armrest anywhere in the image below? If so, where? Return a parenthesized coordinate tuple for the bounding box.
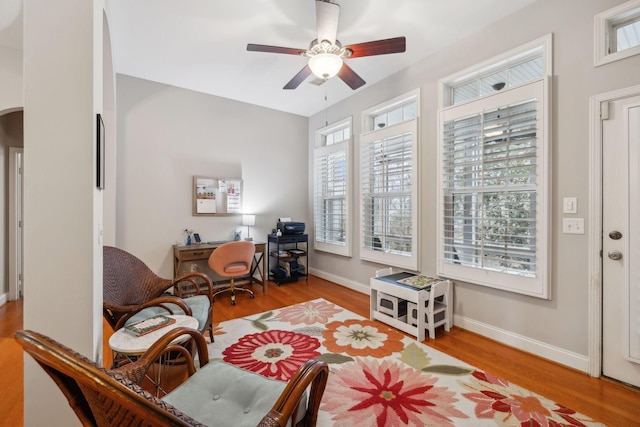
(257, 359, 329, 427)
(113, 296, 193, 330)
(172, 272, 214, 299)
(112, 327, 209, 384)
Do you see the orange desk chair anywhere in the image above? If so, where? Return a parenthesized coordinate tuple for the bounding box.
(208, 241, 256, 305)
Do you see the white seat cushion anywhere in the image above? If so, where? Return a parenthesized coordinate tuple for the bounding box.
(162, 360, 306, 427)
(124, 295, 210, 331)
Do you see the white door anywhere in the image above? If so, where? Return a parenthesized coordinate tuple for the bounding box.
(602, 94, 640, 388)
(8, 147, 24, 300)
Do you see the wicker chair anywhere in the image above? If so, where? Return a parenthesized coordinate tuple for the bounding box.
(103, 246, 214, 341)
(16, 328, 329, 427)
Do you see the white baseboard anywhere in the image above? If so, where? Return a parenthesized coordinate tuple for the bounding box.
(310, 268, 590, 373)
(308, 268, 370, 295)
(0, 293, 8, 307)
(454, 314, 590, 373)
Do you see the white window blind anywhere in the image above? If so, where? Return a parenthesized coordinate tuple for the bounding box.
(314, 121, 351, 257)
(360, 119, 418, 270)
(438, 80, 549, 298)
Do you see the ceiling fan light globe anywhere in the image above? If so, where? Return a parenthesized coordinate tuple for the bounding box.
(308, 53, 343, 79)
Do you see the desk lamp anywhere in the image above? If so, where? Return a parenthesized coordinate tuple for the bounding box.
(242, 214, 256, 241)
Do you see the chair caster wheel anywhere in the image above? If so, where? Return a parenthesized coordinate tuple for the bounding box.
(250, 294, 255, 299)
(231, 300, 236, 305)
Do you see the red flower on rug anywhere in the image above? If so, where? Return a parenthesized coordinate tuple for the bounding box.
(277, 299, 342, 325)
(322, 318, 404, 357)
(222, 329, 321, 381)
(461, 370, 597, 426)
(321, 357, 468, 426)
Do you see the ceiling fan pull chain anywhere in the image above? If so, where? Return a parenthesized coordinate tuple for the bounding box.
(324, 84, 329, 126)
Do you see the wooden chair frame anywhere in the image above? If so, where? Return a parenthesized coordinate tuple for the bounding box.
(16, 327, 329, 427)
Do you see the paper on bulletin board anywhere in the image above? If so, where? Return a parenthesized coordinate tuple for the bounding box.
(197, 198, 216, 214)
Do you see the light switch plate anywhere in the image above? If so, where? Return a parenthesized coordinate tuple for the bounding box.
(563, 218, 584, 234)
(563, 197, 577, 214)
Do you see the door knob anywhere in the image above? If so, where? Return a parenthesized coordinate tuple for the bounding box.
(608, 250, 623, 260)
(608, 231, 623, 240)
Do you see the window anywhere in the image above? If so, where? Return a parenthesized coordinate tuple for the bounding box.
(360, 91, 419, 270)
(451, 56, 543, 106)
(314, 118, 352, 257)
(438, 36, 551, 298)
(595, 0, 640, 66)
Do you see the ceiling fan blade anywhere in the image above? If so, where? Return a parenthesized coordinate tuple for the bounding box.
(316, 0, 340, 44)
(247, 44, 306, 56)
(344, 36, 406, 58)
(337, 63, 366, 90)
(284, 65, 313, 90)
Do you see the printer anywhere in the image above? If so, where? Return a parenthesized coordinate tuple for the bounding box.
(277, 221, 305, 235)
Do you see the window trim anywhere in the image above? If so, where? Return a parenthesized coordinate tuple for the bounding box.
(437, 38, 552, 299)
(313, 117, 352, 257)
(359, 90, 420, 271)
(595, 0, 640, 66)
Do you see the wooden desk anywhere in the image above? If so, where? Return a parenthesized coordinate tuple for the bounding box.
(173, 241, 267, 293)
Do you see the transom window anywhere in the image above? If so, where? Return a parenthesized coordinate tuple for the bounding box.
(595, 0, 640, 66)
(614, 15, 640, 52)
(451, 56, 543, 106)
(371, 103, 417, 130)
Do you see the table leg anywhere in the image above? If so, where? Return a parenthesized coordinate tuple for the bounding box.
(249, 251, 267, 293)
(417, 300, 426, 342)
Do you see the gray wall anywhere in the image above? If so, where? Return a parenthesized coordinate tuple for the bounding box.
(0, 46, 22, 114)
(115, 76, 309, 277)
(23, 1, 105, 424)
(308, 0, 640, 368)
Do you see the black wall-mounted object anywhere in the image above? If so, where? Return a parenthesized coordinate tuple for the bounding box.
(96, 114, 105, 190)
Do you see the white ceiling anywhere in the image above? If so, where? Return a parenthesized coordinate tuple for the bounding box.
(1, 0, 537, 117)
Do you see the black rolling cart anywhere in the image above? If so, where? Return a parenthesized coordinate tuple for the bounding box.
(268, 234, 308, 285)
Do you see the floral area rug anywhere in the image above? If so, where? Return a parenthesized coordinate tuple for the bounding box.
(208, 298, 604, 427)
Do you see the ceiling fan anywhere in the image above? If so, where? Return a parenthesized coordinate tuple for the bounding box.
(247, 0, 406, 90)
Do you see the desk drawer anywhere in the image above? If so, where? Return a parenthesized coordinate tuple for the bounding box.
(180, 248, 213, 261)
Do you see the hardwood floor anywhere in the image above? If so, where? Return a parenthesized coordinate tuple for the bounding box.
(3, 276, 640, 426)
(0, 297, 23, 427)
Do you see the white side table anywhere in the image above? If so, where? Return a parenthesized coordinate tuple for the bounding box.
(109, 314, 199, 356)
(109, 314, 199, 396)
(370, 272, 450, 342)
